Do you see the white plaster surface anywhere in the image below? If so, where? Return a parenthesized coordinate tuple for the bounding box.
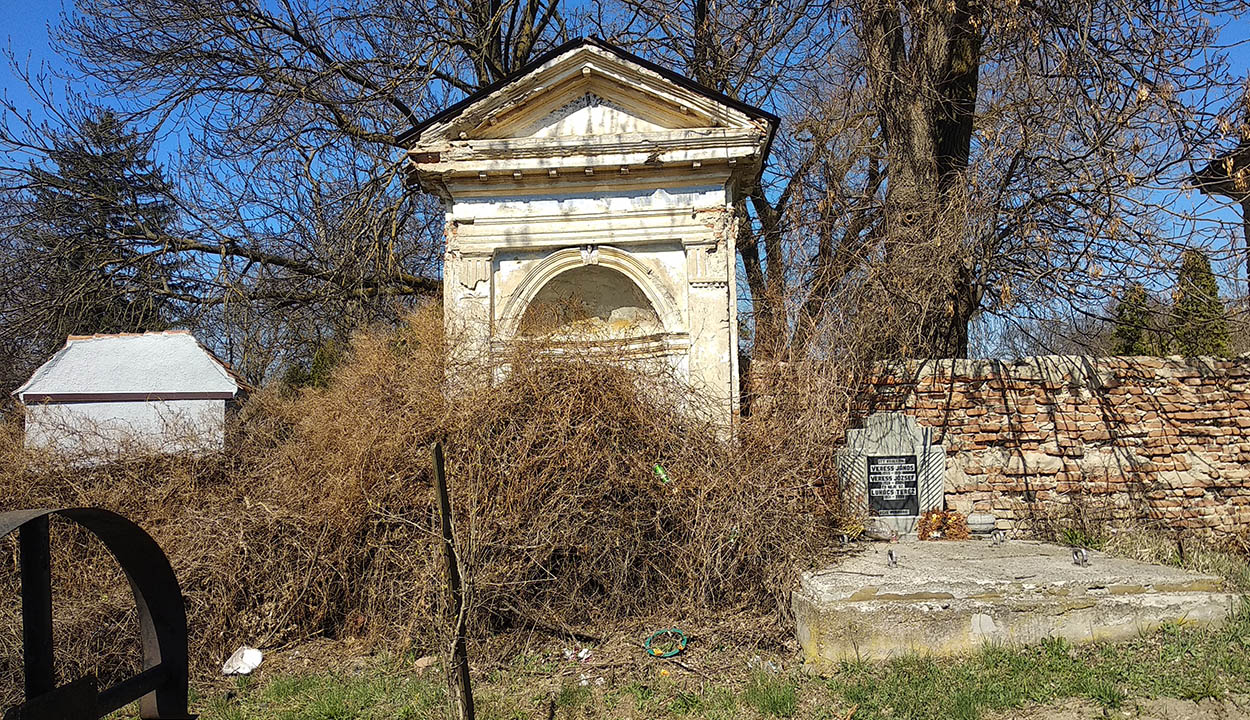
(25, 399, 227, 455)
(408, 40, 772, 424)
(525, 96, 668, 137)
(451, 187, 726, 220)
(16, 332, 239, 396)
(14, 331, 242, 457)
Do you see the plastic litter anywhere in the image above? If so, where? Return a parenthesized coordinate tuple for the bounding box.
(222, 646, 263, 676)
(563, 646, 593, 663)
(644, 628, 687, 658)
(653, 464, 671, 484)
(748, 654, 780, 674)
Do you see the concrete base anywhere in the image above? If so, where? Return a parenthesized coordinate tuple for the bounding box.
(865, 515, 918, 537)
(794, 539, 1238, 669)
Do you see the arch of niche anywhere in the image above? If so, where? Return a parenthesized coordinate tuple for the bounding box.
(498, 245, 684, 340)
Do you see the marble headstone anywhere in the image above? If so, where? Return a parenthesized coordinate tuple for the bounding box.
(837, 412, 945, 536)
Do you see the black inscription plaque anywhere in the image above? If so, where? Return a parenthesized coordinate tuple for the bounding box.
(866, 455, 919, 517)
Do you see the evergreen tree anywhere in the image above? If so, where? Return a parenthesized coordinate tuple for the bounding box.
(1, 112, 187, 388)
(1171, 249, 1230, 357)
(281, 340, 344, 390)
(1110, 283, 1159, 356)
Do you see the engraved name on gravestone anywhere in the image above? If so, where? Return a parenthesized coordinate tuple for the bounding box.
(866, 455, 919, 517)
(837, 412, 945, 535)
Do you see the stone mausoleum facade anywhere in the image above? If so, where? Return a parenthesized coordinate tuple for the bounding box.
(402, 38, 776, 423)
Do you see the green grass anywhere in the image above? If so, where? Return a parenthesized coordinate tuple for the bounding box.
(202, 666, 448, 720)
(555, 681, 592, 711)
(825, 605, 1250, 720)
(1057, 527, 1105, 550)
(741, 672, 797, 717)
(106, 602, 1250, 720)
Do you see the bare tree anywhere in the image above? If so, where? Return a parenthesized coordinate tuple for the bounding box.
(4, 0, 1248, 383)
(0, 0, 569, 378)
(603, 0, 1249, 364)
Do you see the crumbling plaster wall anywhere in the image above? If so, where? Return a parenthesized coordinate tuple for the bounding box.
(856, 355, 1250, 536)
(443, 182, 740, 417)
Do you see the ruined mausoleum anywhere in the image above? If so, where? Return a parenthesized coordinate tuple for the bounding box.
(402, 38, 776, 422)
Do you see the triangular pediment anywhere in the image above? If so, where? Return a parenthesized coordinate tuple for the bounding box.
(404, 38, 775, 146)
(474, 79, 709, 140)
(494, 91, 673, 139)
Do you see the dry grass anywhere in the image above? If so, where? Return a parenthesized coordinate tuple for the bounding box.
(0, 305, 846, 703)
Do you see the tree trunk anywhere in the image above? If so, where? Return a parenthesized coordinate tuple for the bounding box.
(1242, 199, 1250, 298)
(857, 0, 983, 359)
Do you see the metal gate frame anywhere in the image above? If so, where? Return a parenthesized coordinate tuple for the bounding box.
(1, 508, 193, 720)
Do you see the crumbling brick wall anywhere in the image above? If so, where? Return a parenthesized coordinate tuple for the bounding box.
(858, 356, 1250, 536)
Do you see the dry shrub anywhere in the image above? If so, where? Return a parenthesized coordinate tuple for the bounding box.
(448, 353, 814, 631)
(917, 510, 970, 541)
(0, 442, 227, 706)
(1102, 525, 1250, 592)
(0, 304, 841, 702)
(1018, 484, 1127, 549)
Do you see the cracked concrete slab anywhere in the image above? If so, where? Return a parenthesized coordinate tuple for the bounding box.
(794, 539, 1239, 668)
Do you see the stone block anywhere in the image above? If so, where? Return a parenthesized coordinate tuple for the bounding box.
(1001, 451, 1064, 475)
(795, 540, 1236, 667)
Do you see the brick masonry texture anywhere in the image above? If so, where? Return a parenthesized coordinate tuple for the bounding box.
(856, 355, 1250, 536)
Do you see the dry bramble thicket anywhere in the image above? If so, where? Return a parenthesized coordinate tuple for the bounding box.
(0, 304, 863, 701)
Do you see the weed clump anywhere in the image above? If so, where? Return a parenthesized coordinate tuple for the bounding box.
(0, 305, 840, 700)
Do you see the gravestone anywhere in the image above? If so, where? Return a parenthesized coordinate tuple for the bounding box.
(837, 412, 945, 535)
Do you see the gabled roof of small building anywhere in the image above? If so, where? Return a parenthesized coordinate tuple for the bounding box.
(14, 331, 247, 403)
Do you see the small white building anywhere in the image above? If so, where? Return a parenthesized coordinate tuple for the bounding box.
(13, 331, 246, 457)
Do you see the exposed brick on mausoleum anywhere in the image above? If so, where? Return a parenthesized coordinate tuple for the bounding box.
(856, 355, 1250, 536)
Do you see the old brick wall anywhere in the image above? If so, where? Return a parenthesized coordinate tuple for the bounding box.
(858, 356, 1250, 535)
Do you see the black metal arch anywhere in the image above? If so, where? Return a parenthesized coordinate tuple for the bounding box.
(1, 508, 192, 720)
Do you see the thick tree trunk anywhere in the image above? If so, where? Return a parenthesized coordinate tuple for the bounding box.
(935, 0, 981, 193)
(1242, 199, 1250, 297)
(857, 0, 983, 359)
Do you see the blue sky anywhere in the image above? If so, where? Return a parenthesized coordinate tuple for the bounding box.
(3, 1, 1250, 295)
(2, 1, 71, 116)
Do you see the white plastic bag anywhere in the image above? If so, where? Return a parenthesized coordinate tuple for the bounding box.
(222, 646, 263, 675)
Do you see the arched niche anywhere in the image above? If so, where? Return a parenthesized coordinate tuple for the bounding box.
(518, 265, 663, 340)
(499, 246, 683, 339)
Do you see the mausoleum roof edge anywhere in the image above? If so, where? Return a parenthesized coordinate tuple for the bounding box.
(397, 37, 778, 146)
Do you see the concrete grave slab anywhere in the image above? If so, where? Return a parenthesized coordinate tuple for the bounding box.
(794, 539, 1238, 669)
